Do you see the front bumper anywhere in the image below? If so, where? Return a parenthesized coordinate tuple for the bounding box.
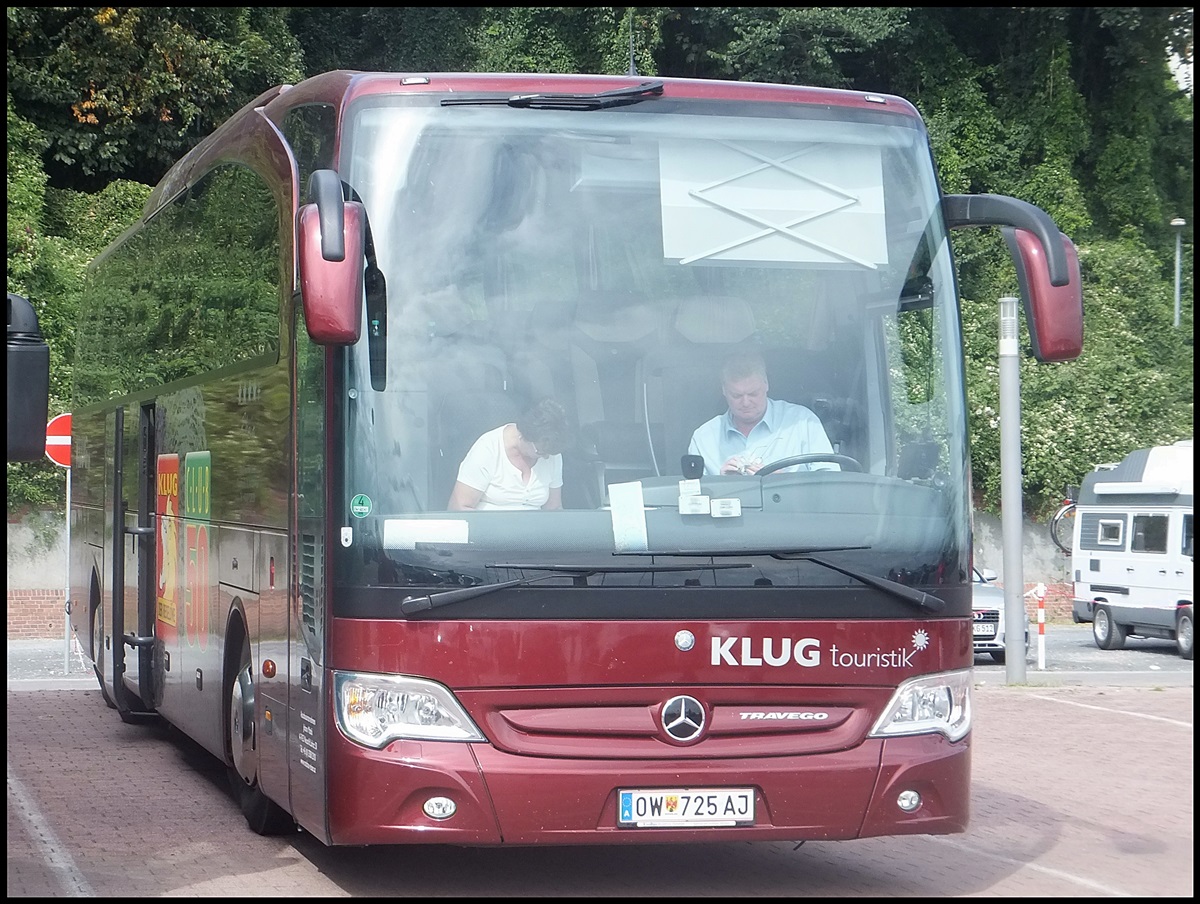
(324, 730, 970, 845)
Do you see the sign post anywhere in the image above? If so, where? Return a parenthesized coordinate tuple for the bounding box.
(45, 413, 72, 672)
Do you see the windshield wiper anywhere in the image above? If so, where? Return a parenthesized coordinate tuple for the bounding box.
(492, 562, 749, 585)
(783, 554, 945, 613)
(621, 547, 945, 613)
(442, 80, 664, 110)
(400, 560, 749, 614)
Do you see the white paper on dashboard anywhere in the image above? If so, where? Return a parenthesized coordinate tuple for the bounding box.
(383, 519, 469, 550)
(608, 481, 649, 552)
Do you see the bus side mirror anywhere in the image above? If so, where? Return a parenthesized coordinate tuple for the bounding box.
(942, 194, 1085, 364)
(1002, 227, 1084, 363)
(297, 170, 365, 345)
(7, 292, 50, 462)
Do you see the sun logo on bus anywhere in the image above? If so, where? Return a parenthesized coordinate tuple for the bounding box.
(912, 629, 930, 650)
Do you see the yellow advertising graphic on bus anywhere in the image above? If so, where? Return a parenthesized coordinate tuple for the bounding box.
(183, 451, 212, 651)
(155, 453, 180, 642)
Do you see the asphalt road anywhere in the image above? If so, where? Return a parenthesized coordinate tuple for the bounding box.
(973, 621, 1192, 686)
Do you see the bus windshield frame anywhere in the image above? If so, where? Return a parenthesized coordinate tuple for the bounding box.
(329, 94, 971, 611)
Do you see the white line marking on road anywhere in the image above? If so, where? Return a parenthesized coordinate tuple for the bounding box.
(929, 835, 1134, 896)
(1028, 693, 1193, 728)
(6, 763, 95, 897)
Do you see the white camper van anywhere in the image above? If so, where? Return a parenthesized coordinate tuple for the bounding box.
(1069, 440, 1193, 659)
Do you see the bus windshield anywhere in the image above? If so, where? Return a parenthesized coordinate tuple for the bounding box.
(331, 96, 969, 599)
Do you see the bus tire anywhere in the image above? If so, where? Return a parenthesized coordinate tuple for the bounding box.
(1093, 606, 1126, 650)
(1176, 606, 1194, 660)
(227, 632, 295, 836)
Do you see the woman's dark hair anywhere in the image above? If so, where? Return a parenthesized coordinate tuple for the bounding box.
(516, 398, 571, 454)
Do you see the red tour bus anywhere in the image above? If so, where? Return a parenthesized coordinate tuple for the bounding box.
(66, 70, 1083, 845)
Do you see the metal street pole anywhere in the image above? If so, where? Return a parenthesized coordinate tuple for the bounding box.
(998, 296, 1026, 685)
(64, 466, 72, 673)
(1171, 217, 1185, 328)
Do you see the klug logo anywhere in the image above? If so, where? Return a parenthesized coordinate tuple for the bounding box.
(712, 636, 821, 667)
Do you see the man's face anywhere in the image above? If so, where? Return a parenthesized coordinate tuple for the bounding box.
(723, 375, 768, 428)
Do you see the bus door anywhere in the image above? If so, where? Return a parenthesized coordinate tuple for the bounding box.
(109, 403, 158, 720)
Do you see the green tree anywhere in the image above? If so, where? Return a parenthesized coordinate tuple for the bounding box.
(7, 7, 304, 189)
(286, 7, 485, 75)
(7, 98, 150, 511)
(468, 7, 664, 76)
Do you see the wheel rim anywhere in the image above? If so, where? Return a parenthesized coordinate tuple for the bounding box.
(1095, 610, 1110, 642)
(229, 660, 256, 784)
(1180, 615, 1193, 652)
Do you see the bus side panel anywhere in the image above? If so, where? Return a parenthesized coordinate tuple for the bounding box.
(116, 412, 144, 702)
(286, 532, 332, 842)
(68, 407, 110, 674)
(256, 530, 292, 819)
(101, 410, 120, 702)
(148, 447, 216, 753)
(152, 336, 293, 743)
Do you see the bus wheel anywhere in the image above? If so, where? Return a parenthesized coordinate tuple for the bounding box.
(227, 634, 295, 835)
(1177, 607, 1194, 661)
(1093, 606, 1126, 650)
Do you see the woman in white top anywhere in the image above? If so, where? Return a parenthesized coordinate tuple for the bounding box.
(447, 398, 570, 511)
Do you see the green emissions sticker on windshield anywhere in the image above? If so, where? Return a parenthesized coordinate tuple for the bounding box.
(350, 494, 372, 518)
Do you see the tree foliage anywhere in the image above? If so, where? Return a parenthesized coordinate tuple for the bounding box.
(285, 8, 485, 75)
(5, 6, 1193, 520)
(7, 7, 304, 190)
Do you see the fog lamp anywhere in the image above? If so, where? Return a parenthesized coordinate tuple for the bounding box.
(897, 789, 922, 812)
(423, 796, 457, 820)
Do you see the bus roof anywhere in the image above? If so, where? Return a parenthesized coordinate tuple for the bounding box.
(318, 70, 921, 114)
(142, 69, 923, 243)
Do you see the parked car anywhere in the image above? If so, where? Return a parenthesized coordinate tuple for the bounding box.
(971, 567, 1030, 663)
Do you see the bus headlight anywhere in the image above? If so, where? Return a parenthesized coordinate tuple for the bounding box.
(333, 671, 485, 748)
(867, 669, 972, 742)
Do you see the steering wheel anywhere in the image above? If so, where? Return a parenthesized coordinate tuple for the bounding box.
(756, 453, 863, 476)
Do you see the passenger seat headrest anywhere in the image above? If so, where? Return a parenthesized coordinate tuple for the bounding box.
(673, 297, 756, 344)
(575, 303, 662, 343)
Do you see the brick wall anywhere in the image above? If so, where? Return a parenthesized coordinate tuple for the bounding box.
(7, 590, 67, 639)
(1029, 582, 1076, 622)
(980, 582, 1075, 623)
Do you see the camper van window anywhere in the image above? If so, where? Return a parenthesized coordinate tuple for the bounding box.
(1130, 514, 1168, 554)
(1183, 515, 1194, 558)
(1098, 520, 1123, 546)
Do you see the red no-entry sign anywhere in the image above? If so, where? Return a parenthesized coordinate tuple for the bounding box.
(45, 412, 71, 468)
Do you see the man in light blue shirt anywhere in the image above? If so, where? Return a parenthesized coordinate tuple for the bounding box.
(688, 351, 838, 476)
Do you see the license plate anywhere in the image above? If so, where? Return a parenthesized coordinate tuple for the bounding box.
(974, 623, 997, 637)
(618, 788, 755, 827)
